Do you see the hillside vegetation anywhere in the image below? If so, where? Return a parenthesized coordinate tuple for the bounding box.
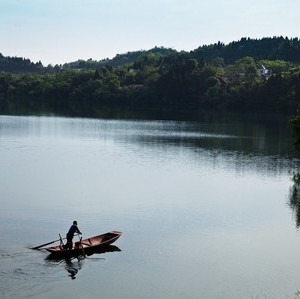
(0, 36, 300, 117)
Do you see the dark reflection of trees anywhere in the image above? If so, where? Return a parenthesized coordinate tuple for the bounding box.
(45, 245, 121, 280)
(289, 173, 300, 228)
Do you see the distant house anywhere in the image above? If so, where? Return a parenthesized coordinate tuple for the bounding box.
(258, 65, 271, 79)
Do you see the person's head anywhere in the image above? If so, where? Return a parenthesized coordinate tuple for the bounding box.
(73, 220, 77, 225)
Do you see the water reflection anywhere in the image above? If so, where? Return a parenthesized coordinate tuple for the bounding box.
(1, 114, 298, 179)
(289, 173, 300, 228)
(65, 259, 82, 280)
(45, 245, 121, 280)
(1, 114, 300, 298)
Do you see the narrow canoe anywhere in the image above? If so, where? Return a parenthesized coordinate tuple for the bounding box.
(45, 231, 122, 259)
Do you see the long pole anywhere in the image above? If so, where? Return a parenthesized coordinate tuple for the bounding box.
(31, 234, 79, 250)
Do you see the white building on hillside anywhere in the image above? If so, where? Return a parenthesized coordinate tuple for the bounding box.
(258, 65, 271, 79)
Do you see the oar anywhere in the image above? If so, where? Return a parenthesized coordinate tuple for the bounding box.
(31, 234, 79, 250)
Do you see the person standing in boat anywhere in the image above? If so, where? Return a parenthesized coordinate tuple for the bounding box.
(64, 221, 82, 250)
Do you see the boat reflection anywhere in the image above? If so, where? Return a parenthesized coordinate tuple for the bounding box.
(46, 244, 121, 261)
(45, 245, 121, 279)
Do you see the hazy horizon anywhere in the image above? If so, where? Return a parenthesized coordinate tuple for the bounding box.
(1, 0, 299, 65)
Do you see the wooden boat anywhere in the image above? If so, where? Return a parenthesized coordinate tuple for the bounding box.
(45, 231, 122, 259)
(46, 244, 121, 261)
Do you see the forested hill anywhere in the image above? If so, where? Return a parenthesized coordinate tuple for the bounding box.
(1, 36, 300, 117)
(190, 37, 300, 64)
(0, 47, 178, 73)
(1, 37, 300, 73)
(63, 47, 178, 70)
(0, 53, 45, 73)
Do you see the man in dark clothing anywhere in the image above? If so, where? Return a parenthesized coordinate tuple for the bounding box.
(64, 221, 82, 250)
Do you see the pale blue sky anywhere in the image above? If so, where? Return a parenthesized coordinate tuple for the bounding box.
(0, 0, 299, 65)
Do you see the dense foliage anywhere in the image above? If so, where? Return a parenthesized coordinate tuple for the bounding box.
(1, 37, 300, 117)
(0, 53, 45, 73)
(2, 36, 300, 73)
(190, 37, 300, 64)
(290, 111, 300, 151)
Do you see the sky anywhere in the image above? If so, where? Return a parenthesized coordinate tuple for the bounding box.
(0, 0, 299, 65)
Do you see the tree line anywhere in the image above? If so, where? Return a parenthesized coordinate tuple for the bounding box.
(0, 36, 300, 118)
(1, 36, 300, 73)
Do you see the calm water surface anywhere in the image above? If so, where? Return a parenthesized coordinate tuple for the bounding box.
(0, 113, 300, 299)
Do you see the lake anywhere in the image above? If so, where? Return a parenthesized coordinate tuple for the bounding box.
(0, 112, 300, 299)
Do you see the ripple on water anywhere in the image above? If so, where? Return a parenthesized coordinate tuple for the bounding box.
(0, 246, 67, 298)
